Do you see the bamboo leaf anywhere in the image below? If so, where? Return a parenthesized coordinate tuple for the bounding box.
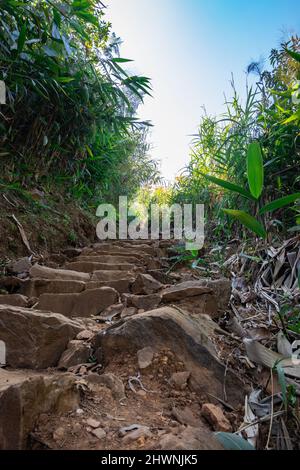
(276, 363, 287, 408)
(247, 142, 264, 199)
(286, 49, 300, 63)
(111, 58, 133, 63)
(223, 209, 267, 238)
(17, 23, 27, 54)
(203, 174, 255, 200)
(260, 193, 300, 215)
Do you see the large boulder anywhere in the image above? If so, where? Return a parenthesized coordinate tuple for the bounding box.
(37, 287, 118, 317)
(0, 369, 79, 449)
(0, 305, 81, 368)
(95, 307, 245, 405)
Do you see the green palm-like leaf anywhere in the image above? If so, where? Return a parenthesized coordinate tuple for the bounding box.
(203, 174, 255, 200)
(215, 433, 255, 451)
(286, 49, 300, 63)
(260, 193, 300, 215)
(247, 142, 264, 199)
(223, 209, 267, 238)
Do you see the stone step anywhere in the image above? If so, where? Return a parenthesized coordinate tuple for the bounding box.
(20, 279, 86, 297)
(91, 270, 136, 282)
(91, 244, 156, 256)
(0, 304, 82, 369)
(30, 264, 90, 282)
(0, 294, 29, 308)
(37, 287, 118, 318)
(86, 279, 132, 294)
(64, 261, 138, 273)
(0, 369, 79, 449)
(81, 247, 150, 260)
(76, 255, 144, 265)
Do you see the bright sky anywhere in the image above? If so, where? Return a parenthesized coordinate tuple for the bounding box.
(107, 0, 300, 182)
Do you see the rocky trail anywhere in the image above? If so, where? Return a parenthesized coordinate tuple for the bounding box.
(0, 239, 261, 450)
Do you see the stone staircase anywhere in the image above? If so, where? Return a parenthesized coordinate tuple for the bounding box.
(0, 239, 244, 450)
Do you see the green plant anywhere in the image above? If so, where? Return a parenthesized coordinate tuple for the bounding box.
(0, 0, 156, 205)
(204, 141, 300, 238)
(172, 38, 300, 242)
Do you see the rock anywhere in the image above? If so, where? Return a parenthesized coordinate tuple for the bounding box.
(0, 369, 79, 449)
(175, 296, 220, 318)
(137, 347, 154, 369)
(147, 270, 172, 285)
(53, 427, 65, 442)
(125, 294, 161, 311)
(159, 425, 223, 450)
(37, 287, 118, 317)
(73, 422, 82, 433)
(161, 279, 231, 318)
(7, 257, 31, 275)
(76, 330, 94, 341)
(85, 373, 125, 401)
(161, 281, 212, 301)
(63, 247, 82, 258)
(122, 426, 152, 444)
(30, 264, 90, 282)
(0, 304, 81, 369)
(132, 274, 163, 295)
(170, 371, 190, 390)
(171, 406, 200, 427)
(0, 294, 28, 308)
(119, 423, 151, 438)
(21, 279, 86, 297)
(100, 303, 123, 321)
(147, 258, 162, 270)
(91, 428, 106, 440)
(58, 341, 91, 369)
(86, 418, 101, 429)
(95, 307, 245, 405)
(201, 403, 232, 432)
(162, 279, 231, 309)
(121, 307, 137, 318)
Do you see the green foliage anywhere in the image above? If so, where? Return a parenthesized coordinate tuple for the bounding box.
(247, 142, 264, 199)
(0, 0, 158, 204)
(223, 209, 267, 238)
(207, 140, 299, 239)
(172, 37, 300, 241)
